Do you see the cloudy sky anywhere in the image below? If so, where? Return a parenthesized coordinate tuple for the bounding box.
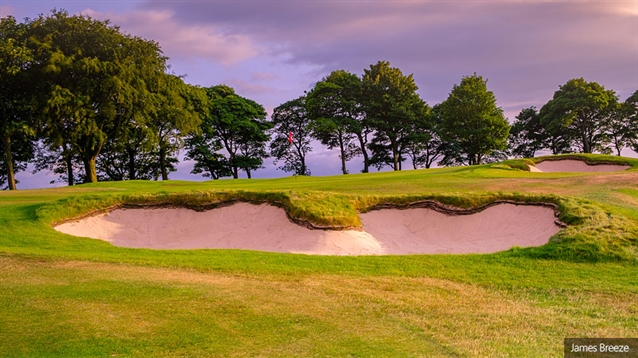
(2, 0, 637, 188)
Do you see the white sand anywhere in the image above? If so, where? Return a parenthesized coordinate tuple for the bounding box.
(531, 159, 629, 172)
(360, 204, 559, 254)
(55, 202, 561, 255)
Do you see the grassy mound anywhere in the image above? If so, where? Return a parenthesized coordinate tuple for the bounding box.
(29, 170, 638, 263)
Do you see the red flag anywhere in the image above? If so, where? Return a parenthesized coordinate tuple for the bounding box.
(288, 132, 293, 143)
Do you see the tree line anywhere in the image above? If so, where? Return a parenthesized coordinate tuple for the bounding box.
(270, 65, 637, 176)
(510, 79, 638, 158)
(0, 11, 272, 189)
(2, 11, 637, 190)
(272, 63, 511, 176)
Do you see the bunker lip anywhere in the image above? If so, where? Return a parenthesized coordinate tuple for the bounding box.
(54, 202, 563, 256)
(52, 200, 358, 231)
(531, 158, 630, 173)
(365, 199, 565, 226)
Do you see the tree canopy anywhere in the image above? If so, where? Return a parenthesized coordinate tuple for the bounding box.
(0, 16, 35, 189)
(362, 61, 428, 171)
(306, 70, 365, 174)
(438, 74, 510, 165)
(269, 96, 313, 176)
(186, 85, 271, 179)
(539, 78, 617, 154)
(511, 79, 632, 156)
(28, 10, 171, 183)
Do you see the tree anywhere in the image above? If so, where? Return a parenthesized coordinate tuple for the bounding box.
(0, 134, 32, 190)
(539, 78, 617, 154)
(306, 70, 367, 174)
(97, 36, 175, 181)
(605, 90, 638, 156)
(29, 10, 169, 183)
(32, 142, 85, 185)
(605, 101, 629, 156)
(362, 61, 427, 171)
(147, 75, 204, 181)
(0, 16, 35, 190)
(438, 74, 510, 165)
(625, 90, 638, 152)
(184, 133, 231, 180)
(406, 107, 444, 169)
(236, 131, 271, 179)
(508, 107, 546, 158)
(269, 96, 313, 176)
(200, 85, 270, 179)
(96, 128, 175, 181)
(509, 106, 572, 157)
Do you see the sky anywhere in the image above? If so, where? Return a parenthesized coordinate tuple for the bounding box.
(2, 0, 637, 189)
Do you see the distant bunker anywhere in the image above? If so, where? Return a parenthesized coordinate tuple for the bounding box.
(530, 159, 630, 173)
(55, 202, 562, 255)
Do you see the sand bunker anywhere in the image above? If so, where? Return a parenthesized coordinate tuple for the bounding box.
(360, 204, 559, 254)
(55, 203, 381, 255)
(55, 202, 561, 255)
(531, 159, 629, 172)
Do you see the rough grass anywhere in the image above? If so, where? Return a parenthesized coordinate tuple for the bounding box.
(1, 256, 636, 357)
(1, 154, 638, 356)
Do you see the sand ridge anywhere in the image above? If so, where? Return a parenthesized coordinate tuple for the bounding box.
(55, 202, 561, 255)
(531, 159, 629, 172)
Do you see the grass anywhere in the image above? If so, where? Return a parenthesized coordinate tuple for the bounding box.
(1, 153, 637, 357)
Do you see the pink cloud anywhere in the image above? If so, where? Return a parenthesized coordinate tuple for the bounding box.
(251, 71, 279, 82)
(225, 79, 278, 97)
(82, 9, 259, 66)
(0, 5, 15, 17)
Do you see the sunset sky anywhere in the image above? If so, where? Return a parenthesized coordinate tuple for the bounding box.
(2, 0, 637, 188)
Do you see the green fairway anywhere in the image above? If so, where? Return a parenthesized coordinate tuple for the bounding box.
(1, 154, 637, 357)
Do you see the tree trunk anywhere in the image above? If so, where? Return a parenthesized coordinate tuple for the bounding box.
(3, 135, 16, 190)
(159, 145, 168, 180)
(356, 133, 369, 173)
(246, 170, 252, 179)
(207, 165, 218, 180)
(229, 153, 238, 179)
(127, 147, 136, 180)
(63, 143, 74, 186)
(300, 157, 307, 176)
(339, 135, 347, 175)
(392, 145, 399, 171)
(83, 156, 98, 183)
(583, 142, 591, 153)
(582, 135, 591, 153)
(296, 143, 307, 176)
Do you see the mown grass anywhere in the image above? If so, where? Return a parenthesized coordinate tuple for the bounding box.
(1, 154, 637, 357)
